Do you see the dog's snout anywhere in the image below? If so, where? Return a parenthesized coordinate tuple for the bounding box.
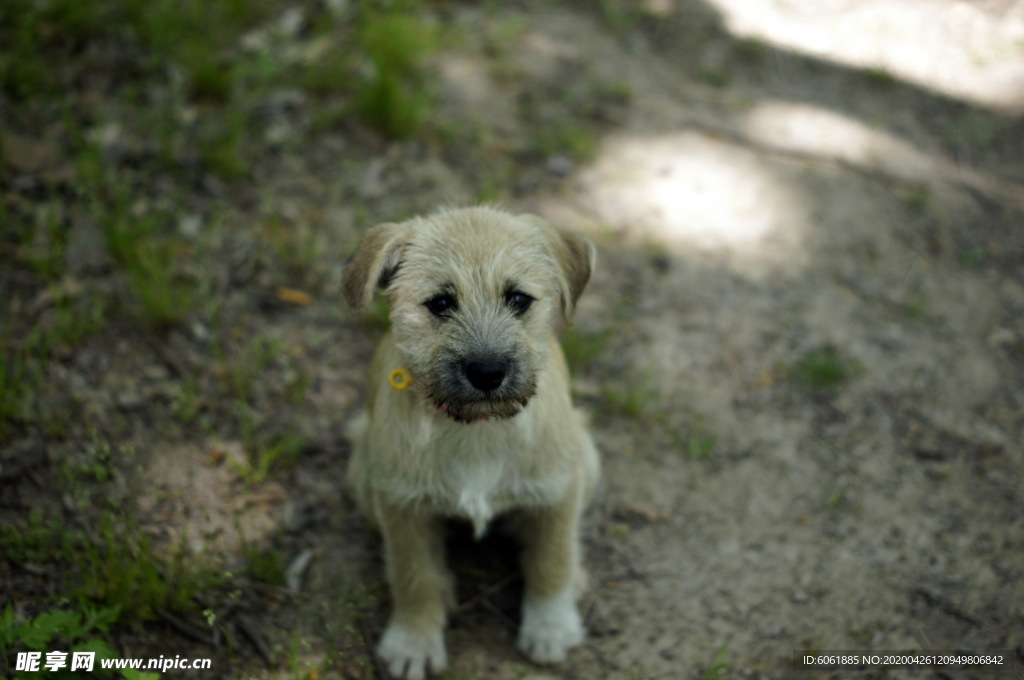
(464, 359, 507, 392)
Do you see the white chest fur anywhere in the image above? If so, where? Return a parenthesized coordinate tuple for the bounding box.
(377, 410, 570, 537)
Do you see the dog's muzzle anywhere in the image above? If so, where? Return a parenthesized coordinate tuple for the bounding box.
(426, 354, 536, 423)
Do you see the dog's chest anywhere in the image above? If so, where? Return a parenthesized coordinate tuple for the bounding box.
(427, 429, 568, 537)
(442, 459, 566, 537)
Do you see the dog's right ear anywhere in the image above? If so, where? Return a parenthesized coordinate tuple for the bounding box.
(342, 222, 409, 311)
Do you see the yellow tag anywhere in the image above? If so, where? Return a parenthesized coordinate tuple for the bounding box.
(389, 369, 412, 390)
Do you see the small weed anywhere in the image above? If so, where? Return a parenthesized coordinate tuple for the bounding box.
(0, 0, 104, 100)
(261, 217, 322, 284)
(245, 544, 286, 586)
(598, 0, 634, 31)
(949, 112, 1000, 157)
(0, 342, 30, 440)
(252, 432, 306, 484)
(609, 522, 630, 538)
(702, 643, 730, 680)
(485, 15, 528, 55)
(302, 42, 353, 97)
(902, 294, 928, 321)
(128, 240, 197, 331)
(77, 514, 219, 620)
(309, 102, 349, 133)
(960, 246, 988, 268)
(198, 105, 249, 180)
(0, 513, 77, 565)
(602, 378, 656, 418)
(220, 336, 283, 399)
(233, 402, 306, 484)
(1011, 341, 1024, 363)
(697, 66, 731, 87)
(355, 9, 438, 139)
(787, 346, 862, 391)
(902, 184, 931, 214)
(29, 295, 108, 360)
(173, 377, 201, 423)
(1, 510, 218, 627)
(733, 37, 767, 60)
(688, 428, 717, 460)
(19, 206, 68, 281)
(0, 603, 156, 680)
(827, 488, 847, 511)
(560, 328, 611, 375)
(865, 67, 897, 86)
(101, 191, 162, 266)
(536, 121, 599, 161)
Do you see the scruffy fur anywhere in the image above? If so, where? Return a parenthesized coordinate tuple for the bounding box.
(342, 207, 600, 679)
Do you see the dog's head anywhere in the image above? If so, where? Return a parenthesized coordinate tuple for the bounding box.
(343, 207, 595, 423)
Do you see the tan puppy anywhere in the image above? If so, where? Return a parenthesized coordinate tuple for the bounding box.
(342, 206, 600, 679)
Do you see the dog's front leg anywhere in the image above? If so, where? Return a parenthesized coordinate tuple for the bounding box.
(377, 502, 452, 680)
(516, 490, 586, 664)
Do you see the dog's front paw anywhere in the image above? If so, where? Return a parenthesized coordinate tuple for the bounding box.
(378, 622, 447, 680)
(517, 590, 584, 664)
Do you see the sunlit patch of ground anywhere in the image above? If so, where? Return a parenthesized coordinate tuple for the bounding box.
(137, 442, 285, 558)
(572, 132, 812, 277)
(708, 0, 1024, 112)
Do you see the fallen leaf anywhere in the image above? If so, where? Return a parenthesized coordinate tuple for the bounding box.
(277, 287, 312, 306)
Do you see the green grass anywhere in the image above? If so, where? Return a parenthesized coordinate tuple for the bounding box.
(0, 603, 158, 680)
(244, 543, 286, 586)
(127, 240, 197, 331)
(702, 643, 730, 680)
(78, 515, 221, 621)
(0, 513, 78, 565)
(902, 294, 928, 321)
(602, 378, 657, 418)
(560, 328, 611, 375)
(232, 402, 306, 484)
(0, 512, 220, 624)
(787, 346, 863, 391)
(688, 428, 717, 460)
(198, 104, 249, 179)
(960, 246, 988, 268)
(535, 120, 600, 161)
(902, 184, 931, 214)
(0, 342, 30, 440)
(354, 9, 439, 139)
(865, 67, 897, 86)
(733, 37, 767, 60)
(219, 335, 284, 399)
(240, 431, 306, 485)
(949, 112, 1000, 157)
(597, 0, 635, 32)
(697, 67, 731, 87)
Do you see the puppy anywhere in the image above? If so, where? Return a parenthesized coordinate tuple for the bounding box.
(342, 206, 600, 679)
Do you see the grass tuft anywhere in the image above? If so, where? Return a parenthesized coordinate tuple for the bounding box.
(354, 9, 438, 139)
(788, 346, 863, 391)
(561, 328, 611, 375)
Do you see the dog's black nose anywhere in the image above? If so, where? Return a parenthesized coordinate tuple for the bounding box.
(464, 360, 507, 392)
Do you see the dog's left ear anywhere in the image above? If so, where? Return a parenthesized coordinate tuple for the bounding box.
(528, 215, 596, 323)
(342, 221, 410, 311)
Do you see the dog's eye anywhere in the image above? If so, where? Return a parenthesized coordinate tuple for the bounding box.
(425, 293, 457, 317)
(506, 291, 534, 316)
